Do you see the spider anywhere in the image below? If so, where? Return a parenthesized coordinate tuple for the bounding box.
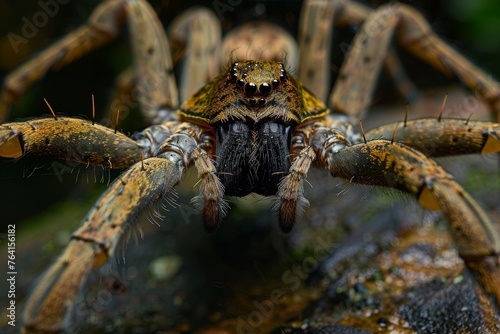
(1, 0, 500, 332)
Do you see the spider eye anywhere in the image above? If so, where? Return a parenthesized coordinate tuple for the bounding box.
(229, 69, 238, 82)
(244, 82, 257, 95)
(237, 79, 245, 87)
(259, 83, 271, 95)
(272, 79, 279, 88)
(279, 69, 286, 81)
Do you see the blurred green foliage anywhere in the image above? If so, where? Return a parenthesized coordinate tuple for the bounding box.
(444, 0, 500, 75)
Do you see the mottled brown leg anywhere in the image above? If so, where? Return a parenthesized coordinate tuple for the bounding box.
(0, 117, 179, 168)
(277, 146, 316, 232)
(1, 0, 127, 121)
(392, 5, 500, 122)
(115, 0, 178, 123)
(329, 4, 400, 122)
(0, 117, 142, 168)
(328, 3, 500, 122)
(366, 118, 500, 157)
(191, 147, 228, 232)
(155, 123, 226, 232)
(22, 157, 184, 333)
(297, 0, 335, 101)
(277, 118, 351, 231)
(319, 139, 500, 304)
(297, 0, 370, 101)
(1, 0, 179, 124)
(169, 8, 221, 103)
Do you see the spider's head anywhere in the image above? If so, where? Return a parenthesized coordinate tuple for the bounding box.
(180, 60, 325, 125)
(227, 60, 286, 107)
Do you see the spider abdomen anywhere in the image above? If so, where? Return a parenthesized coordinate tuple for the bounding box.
(215, 121, 292, 196)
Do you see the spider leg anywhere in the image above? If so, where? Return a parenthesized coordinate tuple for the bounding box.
(277, 145, 316, 232)
(366, 118, 500, 157)
(277, 118, 351, 231)
(20, 123, 207, 331)
(190, 146, 228, 232)
(317, 138, 500, 304)
(327, 3, 500, 122)
(328, 4, 403, 122)
(169, 8, 221, 103)
(0, 116, 177, 168)
(1, 0, 178, 124)
(297, 0, 370, 101)
(392, 5, 500, 122)
(21, 156, 184, 333)
(156, 123, 227, 231)
(125, 0, 178, 123)
(298, 0, 418, 103)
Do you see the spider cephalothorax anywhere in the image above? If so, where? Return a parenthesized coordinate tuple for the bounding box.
(168, 60, 334, 231)
(180, 61, 326, 200)
(1, 0, 500, 332)
(180, 60, 327, 124)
